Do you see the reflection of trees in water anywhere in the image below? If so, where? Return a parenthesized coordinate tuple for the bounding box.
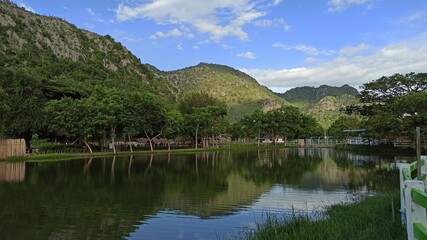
(0, 149, 399, 239)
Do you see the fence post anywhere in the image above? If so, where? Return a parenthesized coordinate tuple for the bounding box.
(404, 180, 427, 240)
(401, 163, 411, 218)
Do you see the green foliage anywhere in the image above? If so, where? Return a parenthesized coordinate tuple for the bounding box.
(279, 84, 359, 104)
(0, 87, 9, 136)
(178, 92, 226, 115)
(167, 63, 287, 120)
(234, 106, 323, 140)
(329, 115, 364, 139)
(178, 92, 228, 145)
(358, 73, 427, 141)
(360, 72, 427, 104)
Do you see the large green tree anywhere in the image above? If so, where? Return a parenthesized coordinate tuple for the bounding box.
(0, 67, 46, 145)
(178, 92, 227, 149)
(329, 115, 364, 139)
(358, 72, 427, 141)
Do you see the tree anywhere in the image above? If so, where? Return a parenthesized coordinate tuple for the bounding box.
(360, 72, 427, 104)
(358, 73, 427, 141)
(120, 90, 167, 152)
(329, 115, 363, 139)
(163, 110, 185, 151)
(179, 93, 227, 149)
(0, 67, 46, 146)
(44, 96, 108, 154)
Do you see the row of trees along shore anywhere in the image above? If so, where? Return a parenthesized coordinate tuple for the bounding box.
(0, 72, 426, 153)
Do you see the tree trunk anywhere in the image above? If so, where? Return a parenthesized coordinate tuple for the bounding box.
(111, 126, 117, 155)
(144, 128, 164, 152)
(128, 134, 133, 153)
(257, 131, 261, 147)
(147, 137, 154, 152)
(83, 138, 93, 154)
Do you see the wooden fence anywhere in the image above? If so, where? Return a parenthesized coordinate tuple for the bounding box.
(0, 139, 26, 158)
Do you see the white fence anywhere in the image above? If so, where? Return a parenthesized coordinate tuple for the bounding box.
(399, 155, 427, 240)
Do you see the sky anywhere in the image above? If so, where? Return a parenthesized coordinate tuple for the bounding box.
(11, 0, 427, 92)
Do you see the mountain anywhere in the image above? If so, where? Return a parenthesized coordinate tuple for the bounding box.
(278, 85, 359, 105)
(162, 63, 288, 120)
(303, 95, 359, 130)
(0, 0, 176, 100)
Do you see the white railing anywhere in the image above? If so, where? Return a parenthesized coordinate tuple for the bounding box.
(399, 155, 427, 240)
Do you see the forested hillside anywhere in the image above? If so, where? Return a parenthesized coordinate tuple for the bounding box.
(0, 0, 176, 98)
(162, 63, 288, 120)
(0, 0, 177, 144)
(278, 84, 359, 104)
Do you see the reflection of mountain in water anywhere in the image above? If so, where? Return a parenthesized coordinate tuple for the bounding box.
(297, 149, 392, 191)
(299, 157, 369, 191)
(164, 174, 271, 218)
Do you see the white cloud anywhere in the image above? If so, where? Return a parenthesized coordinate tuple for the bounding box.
(18, 3, 35, 13)
(86, 7, 95, 16)
(85, 7, 105, 23)
(150, 28, 183, 39)
(273, 43, 335, 56)
(273, 0, 282, 6)
(398, 10, 427, 26)
(115, 0, 279, 41)
(176, 44, 184, 51)
(339, 43, 371, 56)
(304, 57, 319, 63)
(243, 32, 427, 90)
(327, 0, 368, 12)
(237, 51, 256, 59)
(254, 18, 292, 31)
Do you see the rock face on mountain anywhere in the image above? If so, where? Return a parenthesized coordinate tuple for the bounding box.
(162, 63, 288, 120)
(0, 0, 176, 99)
(278, 84, 359, 104)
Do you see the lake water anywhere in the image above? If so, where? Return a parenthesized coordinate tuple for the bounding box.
(0, 148, 402, 240)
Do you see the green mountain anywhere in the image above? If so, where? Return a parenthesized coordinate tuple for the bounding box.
(278, 84, 359, 105)
(0, 0, 176, 101)
(303, 95, 360, 130)
(161, 63, 288, 120)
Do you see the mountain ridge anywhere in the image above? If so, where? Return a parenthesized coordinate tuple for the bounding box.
(278, 84, 359, 104)
(161, 62, 289, 120)
(1, 1, 360, 124)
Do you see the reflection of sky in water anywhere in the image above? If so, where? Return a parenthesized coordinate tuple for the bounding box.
(127, 185, 367, 240)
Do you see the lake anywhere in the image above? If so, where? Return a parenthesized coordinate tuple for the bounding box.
(0, 148, 402, 240)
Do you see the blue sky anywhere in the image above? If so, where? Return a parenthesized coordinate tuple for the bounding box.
(13, 0, 427, 92)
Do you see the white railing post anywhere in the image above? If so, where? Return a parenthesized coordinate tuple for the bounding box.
(404, 180, 427, 240)
(400, 163, 411, 217)
(422, 156, 427, 175)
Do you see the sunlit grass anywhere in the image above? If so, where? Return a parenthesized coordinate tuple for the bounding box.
(240, 192, 405, 240)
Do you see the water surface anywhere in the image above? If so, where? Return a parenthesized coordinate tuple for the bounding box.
(0, 148, 400, 239)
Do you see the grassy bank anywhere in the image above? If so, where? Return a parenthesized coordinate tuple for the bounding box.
(2, 143, 295, 162)
(243, 192, 405, 240)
